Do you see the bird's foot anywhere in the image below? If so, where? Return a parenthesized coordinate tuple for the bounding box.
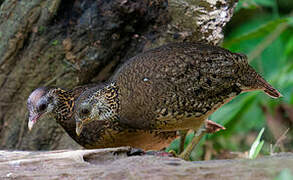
(127, 148, 145, 156)
(127, 148, 175, 157)
(167, 149, 178, 157)
(145, 150, 176, 157)
(205, 120, 225, 133)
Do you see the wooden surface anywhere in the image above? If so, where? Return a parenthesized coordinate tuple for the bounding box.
(0, 148, 292, 180)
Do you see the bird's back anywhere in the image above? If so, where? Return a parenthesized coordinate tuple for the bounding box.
(112, 42, 279, 131)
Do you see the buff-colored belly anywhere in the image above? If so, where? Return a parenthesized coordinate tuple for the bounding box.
(85, 130, 177, 151)
(156, 115, 207, 131)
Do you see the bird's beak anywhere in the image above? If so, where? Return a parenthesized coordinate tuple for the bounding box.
(76, 120, 83, 136)
(28, 113, 40, 131)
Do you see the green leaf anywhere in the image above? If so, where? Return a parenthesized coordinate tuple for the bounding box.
(51, 40, 59, 46)
(224, 17, 293, 47)
(235, 0, 275, 12)
(235, 1, 258, 12)
(210, 93, 258, 134)
(284, 35, 293, 57)
(249, 128, 265, 159)
(38, 26, 45, 33)
(254, 0, 276, 7)
(165, 138, 180, 153)
(271, 62, 293, 103)
(274, 169, 293, 180)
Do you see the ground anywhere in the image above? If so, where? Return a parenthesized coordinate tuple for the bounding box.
(0, 147, 292, 180)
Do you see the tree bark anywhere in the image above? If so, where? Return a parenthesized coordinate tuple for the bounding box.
(0, 0, 237, 150)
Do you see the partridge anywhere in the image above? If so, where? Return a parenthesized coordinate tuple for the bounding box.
(27, 86, 177, 150)
(74, 42, 281, 159)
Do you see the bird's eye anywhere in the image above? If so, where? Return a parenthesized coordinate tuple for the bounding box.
(38, 103, 47, 112)
(80, 108, 90, 116)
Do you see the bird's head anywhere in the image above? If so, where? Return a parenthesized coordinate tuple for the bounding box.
(74, 83, 119, 136)
(27, 87, 58, 131)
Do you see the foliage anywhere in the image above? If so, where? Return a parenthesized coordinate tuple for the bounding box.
(248, 128, 265, 159)
(167, 0, 293, 161)
(274, 169, 293, 180)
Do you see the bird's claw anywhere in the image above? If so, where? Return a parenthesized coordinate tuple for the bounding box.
(205, 120, 225, 133)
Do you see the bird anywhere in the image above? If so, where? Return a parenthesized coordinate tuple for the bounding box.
(74, 42, 282, 160)
(27, 86, 177, 150)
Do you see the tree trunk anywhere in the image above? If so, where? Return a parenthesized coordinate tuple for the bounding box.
(0, 0, 237, 150)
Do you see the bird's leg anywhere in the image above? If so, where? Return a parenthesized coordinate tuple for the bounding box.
(168, 130, 188, 156)
(179, 130, 188, 154)
(178, 126, 206, 161)
(178, 120, 225, 160)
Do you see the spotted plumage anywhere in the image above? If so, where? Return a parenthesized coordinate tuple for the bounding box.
(73, 42, 281, 160)
(27, 86, 177, 150)
(75, 42, 281, 136)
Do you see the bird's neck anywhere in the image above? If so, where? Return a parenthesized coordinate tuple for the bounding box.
(51, 88, 75, 124)
(86, 82, 120, 123)
(100, 82, 120, 114)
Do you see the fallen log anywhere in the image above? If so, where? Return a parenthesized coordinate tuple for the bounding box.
(0, 148, 292, 180)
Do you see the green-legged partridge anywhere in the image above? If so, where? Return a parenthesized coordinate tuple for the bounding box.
(27, 86, 177, 150)
(74, 42, 281, 160)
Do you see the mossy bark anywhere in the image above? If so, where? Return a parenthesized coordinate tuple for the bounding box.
(0, 0, 237, 150)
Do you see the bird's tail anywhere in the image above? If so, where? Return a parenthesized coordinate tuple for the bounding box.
(256, 74, 282, 98)
(241, 66, 282, 98)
